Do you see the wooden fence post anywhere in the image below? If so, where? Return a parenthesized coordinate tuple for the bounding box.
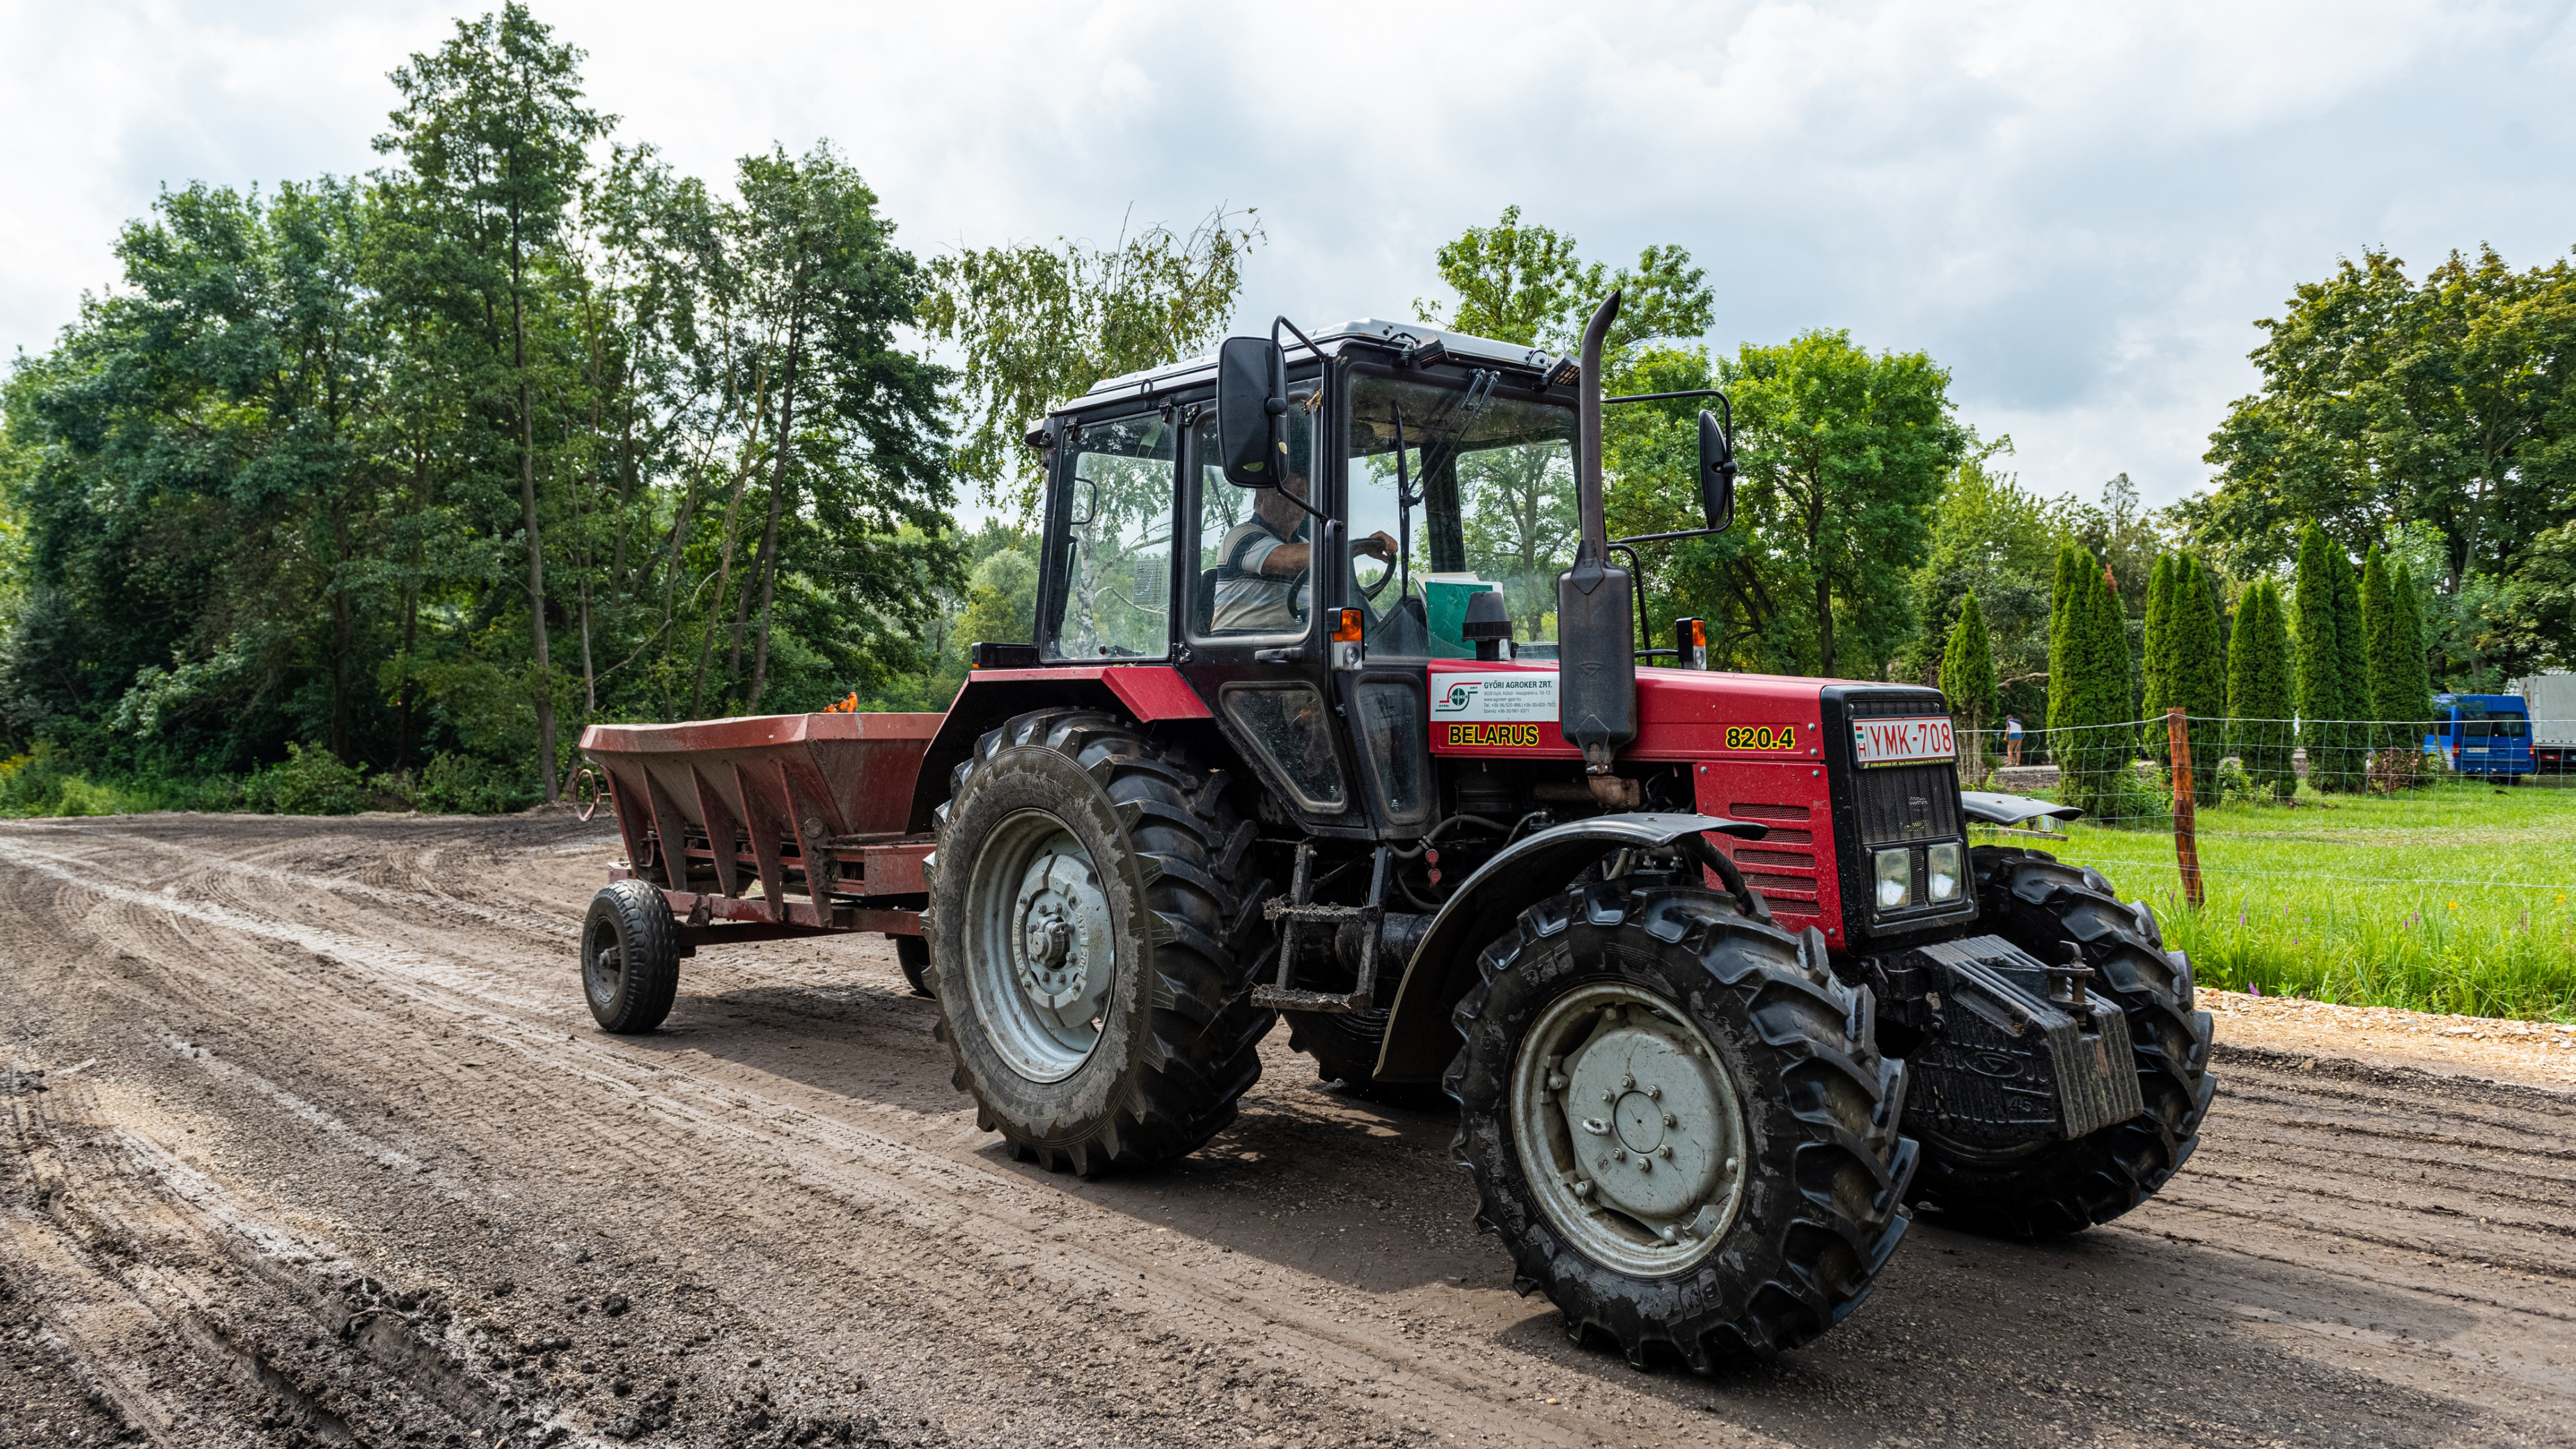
(2167, 706, 2205, 909)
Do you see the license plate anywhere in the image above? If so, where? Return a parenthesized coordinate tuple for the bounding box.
(1852, 716, 1955, 767)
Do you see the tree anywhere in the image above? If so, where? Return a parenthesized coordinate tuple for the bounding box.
(2049, 547, 2131, 813)
(2167, 555, 2226, 802)
(2291, 524, 2355, 792)
(1940, 590, 2000, 776)
(2387, 559, 2434, 729)
(376, 1, 613, 799)
(1722, 331, 1972, 677)
(2228, 578, 2296, 799)
(1415, 205, 1714, 355)
(1908, 455, 2056, 725)
(922, 208, 1259, 512)
(2139, 554, 2176, 760)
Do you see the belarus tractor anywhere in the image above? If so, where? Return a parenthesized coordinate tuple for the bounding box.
(574, 294, 2214, 1369)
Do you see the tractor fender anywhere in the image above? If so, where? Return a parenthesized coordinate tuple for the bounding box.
(905, 666, 1216, 833)
(1960, 790, 2082, 829)
(1369, 813, 1770, 1085)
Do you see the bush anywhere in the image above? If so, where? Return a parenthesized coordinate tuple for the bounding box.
(255, 742, 372, 816)
(413, 752, 534, 814)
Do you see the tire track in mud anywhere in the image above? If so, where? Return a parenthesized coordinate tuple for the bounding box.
(4, 815, 2575, 1447)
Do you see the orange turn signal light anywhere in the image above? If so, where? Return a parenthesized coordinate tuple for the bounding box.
(1333, 608, 1365, 643)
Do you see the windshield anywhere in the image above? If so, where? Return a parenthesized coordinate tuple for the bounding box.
(1343, 373, 1578, 657)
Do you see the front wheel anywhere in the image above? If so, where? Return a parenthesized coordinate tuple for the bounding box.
(1449, 882, 1914, 1368)
(1903, 847, 2215, 1237)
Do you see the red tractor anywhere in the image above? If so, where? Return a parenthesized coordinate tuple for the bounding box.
(576, 295, 2213, 1368)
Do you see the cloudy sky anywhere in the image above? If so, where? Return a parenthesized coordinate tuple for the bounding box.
(4, 1, 2572, 510)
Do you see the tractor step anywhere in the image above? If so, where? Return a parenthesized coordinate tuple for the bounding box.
(1253, 843, 1388, 1017)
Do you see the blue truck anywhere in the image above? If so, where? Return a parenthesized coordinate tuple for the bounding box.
(2426, 693, 2535, 779)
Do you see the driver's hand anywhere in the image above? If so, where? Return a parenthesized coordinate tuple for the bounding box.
(1353, 531, 1397, 561)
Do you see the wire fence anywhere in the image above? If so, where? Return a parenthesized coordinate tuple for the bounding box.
(1956, 711, 2576, 1018)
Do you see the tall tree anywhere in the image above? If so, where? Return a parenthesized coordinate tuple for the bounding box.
(2228, 578, 2296, 799)
(2167, 555, 2226, 802)
(2139, 553, 2176, 760)
(2291, 524, 2353, 792)
(376, 1, 612, 798)
(2388, 560, 2435, 729)
(1940, 589, 2000, 774)
(1723, 331, 1971, 677)
(922, 207, 1259, 512)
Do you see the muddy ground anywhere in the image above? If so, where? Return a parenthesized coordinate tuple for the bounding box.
(1, 812, 2570, 1449)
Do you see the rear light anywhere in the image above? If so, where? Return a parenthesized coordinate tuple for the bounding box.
(1926, 843, 1963, 902)
(1333, 608, 1365, 643)
(1673, 616, 1707, 670)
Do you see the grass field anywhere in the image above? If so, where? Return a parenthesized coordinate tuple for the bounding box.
(1983, 779, 2576, 1021)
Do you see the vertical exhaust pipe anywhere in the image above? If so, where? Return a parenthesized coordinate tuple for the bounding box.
(1556, 292, 1638, 784)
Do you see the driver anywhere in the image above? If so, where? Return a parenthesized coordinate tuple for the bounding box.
(1209, 471, 1397, 633)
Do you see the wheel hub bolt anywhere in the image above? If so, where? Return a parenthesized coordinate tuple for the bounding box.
(1656, 1145, 1673, 1159)
(1646, 1083, 1663, 1101)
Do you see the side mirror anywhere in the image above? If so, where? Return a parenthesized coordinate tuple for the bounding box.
(1217, 335, 1286, 488)
(1697, 409, 1736, 531)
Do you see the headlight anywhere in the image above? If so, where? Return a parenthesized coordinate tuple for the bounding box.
(1874, 848, 1913, 910)
(1926, 843, 1963, 902)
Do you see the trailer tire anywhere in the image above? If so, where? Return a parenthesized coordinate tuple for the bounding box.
(927, 709, 1271, 1176)
(1449, 882, 1914, 1368)
(1903, 847, 2215, 1238)
(583, 879, 681, 1035)
(894, 935, 934, 998)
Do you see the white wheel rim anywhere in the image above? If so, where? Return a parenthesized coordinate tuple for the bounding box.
(1510, 981, 1749, 1277)
(965, 809, 1115, 1082)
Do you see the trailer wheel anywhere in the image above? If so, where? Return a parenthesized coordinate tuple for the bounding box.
(583, 879, 681, 1034)
(1903, 847, 2216, 1238)
(927, 709, 1270, 1175)
(1449, 882, 1914, 1368)
(894, 935, 934, 998)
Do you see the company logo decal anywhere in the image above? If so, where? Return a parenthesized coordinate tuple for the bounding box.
(1429, 673, 1557, 721)
(1725, 725, 1798, 751)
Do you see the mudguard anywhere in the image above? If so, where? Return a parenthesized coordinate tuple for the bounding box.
(1959, 791, 2082, 828)
(905, 666, 1215, 832)
(1369, 813, 1771, 1084)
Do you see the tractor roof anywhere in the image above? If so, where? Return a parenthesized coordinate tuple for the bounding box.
(1071, 319, 1564, 409)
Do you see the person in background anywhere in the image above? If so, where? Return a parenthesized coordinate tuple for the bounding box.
(2004, 714, 2025, 767)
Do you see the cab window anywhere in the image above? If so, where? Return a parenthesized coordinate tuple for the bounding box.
(1342, 371, 1578, 658)
(1044, 412, 1177, 660)
(1190, 384, 1317, 639)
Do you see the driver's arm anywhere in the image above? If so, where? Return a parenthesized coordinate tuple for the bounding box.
(1256, 531, 1396, 577)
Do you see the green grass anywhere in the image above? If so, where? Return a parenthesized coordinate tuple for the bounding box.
(1984, 779, 2576, 1021)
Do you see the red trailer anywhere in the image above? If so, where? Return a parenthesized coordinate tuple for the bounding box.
(578, 711, 943, 1005)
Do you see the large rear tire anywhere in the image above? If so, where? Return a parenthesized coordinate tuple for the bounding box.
(1449, 881, 1914, 1367)
(1903, 847, 2215, 1237)
(927, 709, 1271, 1175)
(583, 880, 680, 1034)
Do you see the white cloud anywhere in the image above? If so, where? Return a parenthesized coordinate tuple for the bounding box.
(4, 0, 2570, 510)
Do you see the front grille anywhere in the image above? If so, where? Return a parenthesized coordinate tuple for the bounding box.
(1854, 764, 1961, 845)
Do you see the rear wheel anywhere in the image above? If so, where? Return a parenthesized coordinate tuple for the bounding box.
(583, 879, 680, 1034)
(1449, 881, 1913, 1367)
(927, 710, 1271, 1175)
(1903, 847, 2215, 1237)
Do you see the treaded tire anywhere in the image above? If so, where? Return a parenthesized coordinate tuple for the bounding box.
(583, 879, 681, 1034)
(1448, 881, 1915, 1368)
(1285, 1006, 1444, 1106)
(894, 935, 934, 998)
(926, 708, 1271, 1175)
(1903, 846, 2216, 1237)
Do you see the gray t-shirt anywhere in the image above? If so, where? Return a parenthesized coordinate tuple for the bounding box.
(1210, 522, 1307, 633)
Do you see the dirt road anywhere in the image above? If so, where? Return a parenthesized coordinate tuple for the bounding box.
(3, 813, 2570, 1448)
